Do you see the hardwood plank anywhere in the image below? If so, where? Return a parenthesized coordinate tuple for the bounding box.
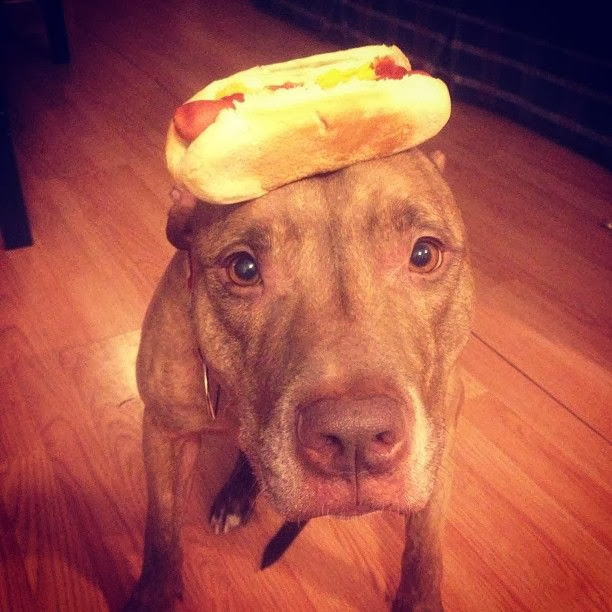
(445, 337, 611, 611)
(423, 105, 612, 434)
(0, 503, 37, 610)
(1, 0, 610, 609)
(2, 452, 110, 611)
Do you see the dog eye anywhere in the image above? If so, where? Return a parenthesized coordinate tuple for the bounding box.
(227, 252, 261, 286)
(409, 239, 443, 273)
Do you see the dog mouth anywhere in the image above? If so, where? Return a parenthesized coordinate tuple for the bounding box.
(260, 468, 421, 520)
(241, 382, 436, 520)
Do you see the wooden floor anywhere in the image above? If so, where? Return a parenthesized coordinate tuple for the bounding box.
(1, 0, 610, 610)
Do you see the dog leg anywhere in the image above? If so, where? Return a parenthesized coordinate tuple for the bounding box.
(392, 498, 445, 611)
(209, 451, 259, 535)
(125, 406, 201, 611)
(393, 415, 459, 609)
(392, 373, 463, 610)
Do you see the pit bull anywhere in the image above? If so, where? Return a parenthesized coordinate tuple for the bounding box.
(125, 149, 474, 610)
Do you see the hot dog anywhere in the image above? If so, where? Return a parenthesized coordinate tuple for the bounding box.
(166, 45, 450, 204)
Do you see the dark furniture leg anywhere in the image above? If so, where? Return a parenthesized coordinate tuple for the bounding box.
(39, 0, 71, 64)
(0, 114, 33, 249)
(0, 0, 72, 249)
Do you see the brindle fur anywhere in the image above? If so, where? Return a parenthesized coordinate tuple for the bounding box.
(125, 149, 474, 611)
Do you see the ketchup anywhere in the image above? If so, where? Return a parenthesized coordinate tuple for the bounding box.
(373, 56, 431, 79)
(173, 93, 244, 142)
(266, 82, 300, 91)
(173, 58, 431, 143)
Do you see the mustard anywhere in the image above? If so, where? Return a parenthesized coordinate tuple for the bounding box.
(215, 81, 252, 99)
(315, 63, 376, 89)
(214, 61, 376, 99)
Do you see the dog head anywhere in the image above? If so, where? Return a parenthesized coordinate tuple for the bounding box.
(169, 149, 473, 519)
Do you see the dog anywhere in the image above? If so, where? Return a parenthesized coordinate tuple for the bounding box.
(125, 148, 474, 610)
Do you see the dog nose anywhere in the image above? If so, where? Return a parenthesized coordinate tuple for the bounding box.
(297, 396, 408, 477)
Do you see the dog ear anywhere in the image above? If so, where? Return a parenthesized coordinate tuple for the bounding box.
(166, 187, 197, 250)
(429, 150, 446, 174)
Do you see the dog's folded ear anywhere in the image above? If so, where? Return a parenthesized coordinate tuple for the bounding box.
(429, 150, 446, 174)
(166, 188, 197, 250)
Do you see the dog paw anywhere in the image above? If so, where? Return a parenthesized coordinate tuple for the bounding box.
(209, 477, 259, 534)
(391, 594, 444, 612)
(123, 573, 183, 612)
(209, 452, 259, 535)
(209, 502, 250, 535)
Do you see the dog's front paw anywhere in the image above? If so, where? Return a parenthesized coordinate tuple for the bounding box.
(123, 571, 184, 612)
(209, 452, 259, 535)
(391, 593, 443, 612)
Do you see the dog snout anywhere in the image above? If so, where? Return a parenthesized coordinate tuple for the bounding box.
(296, 396, 408, 477)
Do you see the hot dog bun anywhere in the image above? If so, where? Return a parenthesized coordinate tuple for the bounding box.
(166, 45, 450, 204)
